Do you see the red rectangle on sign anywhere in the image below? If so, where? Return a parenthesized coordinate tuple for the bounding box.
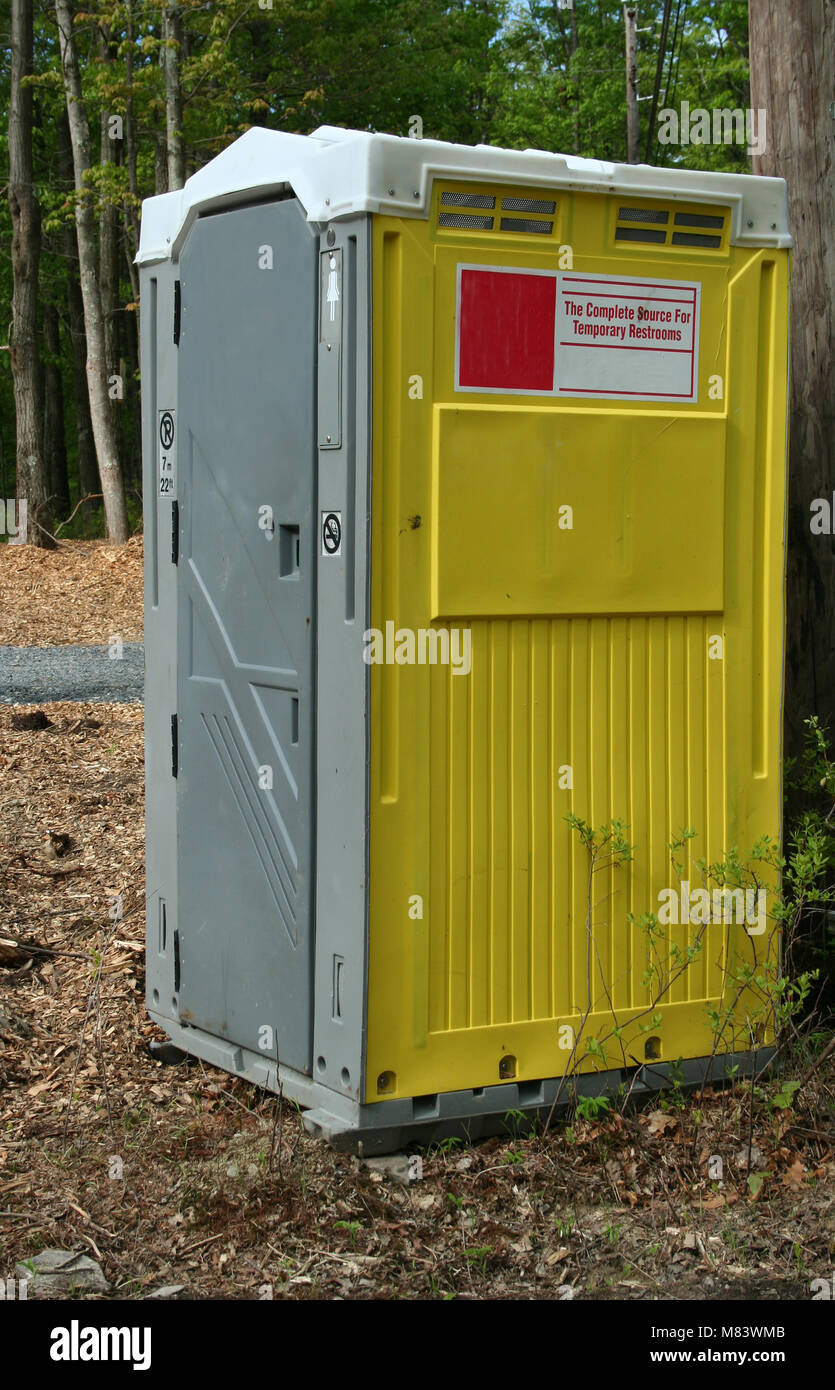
(457, 268, 556, 393)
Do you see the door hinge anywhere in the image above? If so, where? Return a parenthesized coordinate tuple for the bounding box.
(171, 714, 178, 778)
(173, 281, 181, 345)
(173, 930, 181, 993)
(171, 500, 179, 565)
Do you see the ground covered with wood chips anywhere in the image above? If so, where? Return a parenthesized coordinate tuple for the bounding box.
(1, 546, 834, 1300)
(0, 538, 144, 646)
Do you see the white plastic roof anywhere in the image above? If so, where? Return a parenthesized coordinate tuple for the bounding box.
(137, 124, 791, 266)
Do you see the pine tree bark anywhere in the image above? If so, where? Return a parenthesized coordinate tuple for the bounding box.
(8, 0, 53, 546)
(54, 0, 129, 543)
(749, 1, 835, 755)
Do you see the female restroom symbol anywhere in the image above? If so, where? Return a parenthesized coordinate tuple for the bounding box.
(327, 256, 340, 321)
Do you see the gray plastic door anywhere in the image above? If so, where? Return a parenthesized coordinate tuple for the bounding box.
(174, 198, 317, 1074)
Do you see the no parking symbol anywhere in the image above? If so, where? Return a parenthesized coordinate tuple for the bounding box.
(158, 409, 177, 498)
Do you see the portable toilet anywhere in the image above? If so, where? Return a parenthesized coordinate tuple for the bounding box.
(138, 127, 790, 1153)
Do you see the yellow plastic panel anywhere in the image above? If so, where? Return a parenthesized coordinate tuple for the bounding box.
(365, 192, 789, 1104)
(431, 406, 726, 617)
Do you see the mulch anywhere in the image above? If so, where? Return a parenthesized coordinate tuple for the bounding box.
(0, 543, 833, 1300)
(0, 538, 144, 647)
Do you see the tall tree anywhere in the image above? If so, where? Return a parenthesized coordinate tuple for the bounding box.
(42, 300, 71, 520)
(54, 0, 129, 542)
(8, 0, 53, 546)
(749, 0, 835, 754)
(163, 1, 186, 190)
(57, 110, 100, 532)
(624, 5, 639, 163)
(123, 0, 142, 286)
(98, 24, 123, 459)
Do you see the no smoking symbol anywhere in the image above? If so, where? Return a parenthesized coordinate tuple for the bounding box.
(159, 412, 175, 450)
(322, 512, 341, 555)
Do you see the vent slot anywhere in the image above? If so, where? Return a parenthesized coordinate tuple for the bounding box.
(440, 191, 495, 209)
(615, 202, 727, 251)
(671, 231, 722, 248)
(674, 211, 724, 229)
(438, 212, 494, 230)
(502, 195, 556, 214)
(616, 225, 667, 243)
(500, 216, 553, 235)
(332, 955, 344, 1020)
(437, 187, 558, 237)
(619, 206, 670, 224)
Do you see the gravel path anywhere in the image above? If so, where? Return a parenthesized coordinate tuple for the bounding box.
(0, 643, 145, 705)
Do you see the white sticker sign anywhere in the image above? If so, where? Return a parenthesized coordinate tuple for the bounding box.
(554, 272, 701, 402)
(321, 510, 342, 556)
(158, 409, 177, 498)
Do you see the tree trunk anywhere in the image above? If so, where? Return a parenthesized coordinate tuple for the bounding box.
(570, 3, 579, 153)
(8, 0, 53, 546)
(65, 275, 101, 532)
(124, 306, 142, 491)
(43, 301, 72, 520)
(163, 2, 186, 190)
(54, 0, 129, 543)
(624, 6, 639, 164)
(123, 0, 141, 289)
(58, 112, 99, 534)
(749, 1, 835, 757)
(99, 30, 123, 462)
(154, 130, 168, 195)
